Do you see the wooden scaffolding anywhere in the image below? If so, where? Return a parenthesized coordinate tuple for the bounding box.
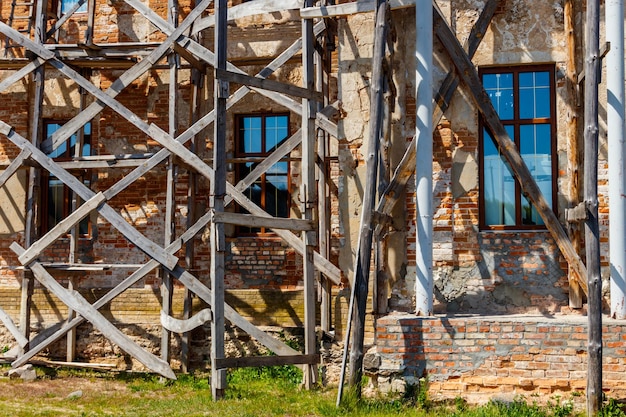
(0, 0, 599, 404)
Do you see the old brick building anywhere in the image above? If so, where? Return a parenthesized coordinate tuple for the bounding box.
(0, 0, 625, 403)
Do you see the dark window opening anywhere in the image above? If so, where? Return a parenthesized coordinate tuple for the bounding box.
(41, 121, 92, 237)
(235, 114, 290, 235)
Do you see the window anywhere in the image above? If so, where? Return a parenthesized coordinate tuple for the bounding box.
(60, 0, 87, 14)
(235, 114, 290, 235)
(479, 65, 557, 229)
(41, 121, 92, 236)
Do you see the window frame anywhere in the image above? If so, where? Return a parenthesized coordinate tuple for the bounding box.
(234, 113, 291, 236)
(40, 120, 92, 237)
(478, 64, 558, 231)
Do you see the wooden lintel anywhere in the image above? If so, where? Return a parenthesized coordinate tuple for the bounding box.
(211, 211, 315, 232)
(216, 68, 324, 102)
(214, 354, 320, 370)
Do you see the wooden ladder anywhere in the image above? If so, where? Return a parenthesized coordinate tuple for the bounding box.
(4, 0, 36, 57)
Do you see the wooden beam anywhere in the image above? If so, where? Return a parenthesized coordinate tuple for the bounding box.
(432, 2, 588, 294)
(0, 150, 31, 189)
(10, 243, 176, 380)
(348, 0, 388, 393)
(216, 69, 324, 102)
(0, 58, 44, 94)
(18, 192, 106, 266)
(0, 306, 28, 348)
(214, 354, 320, 370)
(211, 211, 314, 231)
(301, 0, 414, 18)
(194, 0, 304, 33)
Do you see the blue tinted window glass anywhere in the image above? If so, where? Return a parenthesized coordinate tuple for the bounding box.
(483, 73, 513, 120)
(483, 128, 516, 225)
(265, 115, 288, 152)
(61, 0, 87, 14)
(241, 116, 262, 153)
(519, 71, 551, 119)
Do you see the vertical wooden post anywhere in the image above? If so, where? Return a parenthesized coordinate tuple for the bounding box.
(565, 0, 584, 309)
(315, 12, 331, 334)
(302, 0, 318, 389)
(161, 0, 179, 366)
(211, 0, 227, 400)
(182, 67, 203, 374)
(21, 0, 49, 352)
(348, 0, 388, 393)
(584, 0, 602, 413)
(85, 0, 96, 45)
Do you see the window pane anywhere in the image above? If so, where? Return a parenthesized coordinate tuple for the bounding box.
(519, 71, 551, 119)
(47, 177, 64, 229)
(520, 124, 552, 226)
(241, 117, 262, 153)
(484, 73, 514, 120)
(483, 128, 515, 225)
(265, 115, 289, 152)
(61, 0, 87, 14)
(46, 123, 66, 158)
(265, 165, 289, 219)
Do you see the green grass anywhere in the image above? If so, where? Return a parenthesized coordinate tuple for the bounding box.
(0, 365, 616, 417)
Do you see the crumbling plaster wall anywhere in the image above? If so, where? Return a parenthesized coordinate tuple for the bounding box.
(337, 0, 581, 315)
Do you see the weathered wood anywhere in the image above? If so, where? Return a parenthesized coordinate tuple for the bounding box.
(301, 0, 414, 18)
(432, 3, 588, 295)
(0, 58, 44, 94)
(584, 0, 602, 412)
(301, 0, 318, 389)
(211, 0, 228, 399)
(0, 306, 28, 348)
(0, 150, 30, 189)
(10, 243, 176, 379)
(214, 354, 320, 370)
(161, 309, 212, 333)
(18, 192, 106, 266)
(211, 211, 314, 231)
(45, 0, 87, 40)
(194, 0, 303, 32)
(216, 69, 324, 102)
(348, 0, 388, 393)
(374, 0, 497, 237)
(0, 123, 179, 270)
(565, 0, 584, 308)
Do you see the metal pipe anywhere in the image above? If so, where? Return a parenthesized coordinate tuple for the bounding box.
(607, 0, 626, 319)
(415, 0, 433, 315)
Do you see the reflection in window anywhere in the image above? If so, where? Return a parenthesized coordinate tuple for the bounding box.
(480, 66, 556, 229)
(42, 122, 91, 236)
(60, 0, 87, 14)
(236, 114, 290, 234)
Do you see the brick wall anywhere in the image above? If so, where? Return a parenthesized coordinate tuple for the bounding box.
(372, 314, 626, 403)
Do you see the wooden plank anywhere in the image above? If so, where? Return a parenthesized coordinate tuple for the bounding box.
(0, 306, 28, 348)
(211, 0, 228, 399)
(10, 243, 176, 379)
(374, 0, 497, 236)
(161, 308, 212, 333)
(583, 0, 602, 412)
(0, 58, 44, 94)
(18, 192, 106, 266)
(348, 0, 388, 391)
(0, 150, 30, 189)
(214, 354, 320, 370)
(216, 68, 324, 102)
(45, 0, 88, 40)
(211, 211, 314, 231)
(194, 0, 304, 32)
(301, 0, 415, 18)
(432, 3, 588, 294)
(0, 123, 179, 270)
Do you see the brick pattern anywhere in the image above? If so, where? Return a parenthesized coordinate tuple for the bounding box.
(375, 315, 626, 402)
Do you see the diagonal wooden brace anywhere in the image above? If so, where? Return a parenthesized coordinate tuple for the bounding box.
(10, 243, 176, 379)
